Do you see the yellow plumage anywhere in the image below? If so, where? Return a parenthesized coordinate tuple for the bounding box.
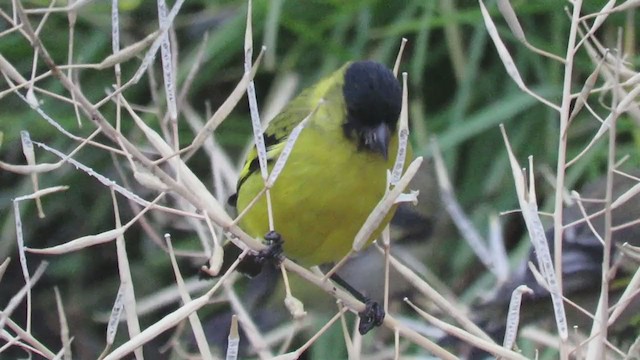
(234, 61, 409, 266)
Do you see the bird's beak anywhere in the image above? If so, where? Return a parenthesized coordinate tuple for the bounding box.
(365, 123, 391, 159)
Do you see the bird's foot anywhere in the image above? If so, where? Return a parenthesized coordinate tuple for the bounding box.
(255, 231, 284, 267)
(358, 298, 385, 335)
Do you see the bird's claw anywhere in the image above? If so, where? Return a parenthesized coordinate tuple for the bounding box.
(358, 299, 385, 335)
(255, 231, 284, 266)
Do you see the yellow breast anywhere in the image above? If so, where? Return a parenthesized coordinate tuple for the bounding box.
(236, 124, 402, 266)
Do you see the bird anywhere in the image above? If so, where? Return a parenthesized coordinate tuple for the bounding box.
(226, 60, 411, 334)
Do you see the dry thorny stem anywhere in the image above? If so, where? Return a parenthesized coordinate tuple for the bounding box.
(482, 0, 640, 359)
(1, 0, 639, 359)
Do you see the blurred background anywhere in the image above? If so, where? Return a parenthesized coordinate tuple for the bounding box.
(0, 0, 639, 358)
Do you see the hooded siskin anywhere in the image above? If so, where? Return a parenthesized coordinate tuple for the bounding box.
(231, 60, 410, 266)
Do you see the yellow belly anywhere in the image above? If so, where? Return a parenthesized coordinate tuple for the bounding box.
(236, 129, 401, 266)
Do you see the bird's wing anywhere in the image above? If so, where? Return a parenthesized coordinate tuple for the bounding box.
(229, 64, 349, 207)
(245, 98, 313, 171)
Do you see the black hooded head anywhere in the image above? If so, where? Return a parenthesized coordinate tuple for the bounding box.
(342, 61, 402, 158)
